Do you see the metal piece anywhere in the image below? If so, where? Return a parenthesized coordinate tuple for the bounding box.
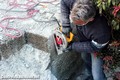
(53, 29, 68, 55)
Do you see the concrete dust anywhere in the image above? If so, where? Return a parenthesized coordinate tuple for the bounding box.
(0, 0, 59, 80)
(0, 44, 57, 80)
(0, 0, 60, 40)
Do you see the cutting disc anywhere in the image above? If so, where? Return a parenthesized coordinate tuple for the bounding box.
(53, 29, 68, 55)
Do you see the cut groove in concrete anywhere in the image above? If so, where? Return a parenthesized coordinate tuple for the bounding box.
(0, 35, 26, 59)
(0, 31, 50, 60)
(25, 32, 48, 52)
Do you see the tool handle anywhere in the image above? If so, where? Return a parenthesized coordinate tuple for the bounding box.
(60, 27, 74, 42)
(66, 32, 74, 42)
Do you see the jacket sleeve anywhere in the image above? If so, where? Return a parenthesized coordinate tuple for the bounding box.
(72, 40, 109, 53)
(72, 15, 111, 53)
(60, 0, 71, 27)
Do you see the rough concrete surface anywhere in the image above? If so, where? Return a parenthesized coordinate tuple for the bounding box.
(0, 35, 26, 59)
(47, 35, 83, 80)
(0, 0, 60, 80)
(26, 32, 48, 52)
(0, 44, 57, 80)
(0, 0, 115, 80)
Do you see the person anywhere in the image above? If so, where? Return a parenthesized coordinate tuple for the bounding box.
(60, 0, 111, 80)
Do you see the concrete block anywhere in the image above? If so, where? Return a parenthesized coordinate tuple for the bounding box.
(50, 52, 83, 80)
(47, 35, 83, 80)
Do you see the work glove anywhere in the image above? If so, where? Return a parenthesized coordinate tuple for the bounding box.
(63, 43, 72, 52)
(62, 26, 72, 37)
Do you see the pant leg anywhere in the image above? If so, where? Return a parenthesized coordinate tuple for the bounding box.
(81, 53, 93, 80)
(91, 53, 106, 80)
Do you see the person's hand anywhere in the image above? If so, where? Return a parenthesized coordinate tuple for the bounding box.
(62, 26, 72, 37)
(63, 43, 72, 52)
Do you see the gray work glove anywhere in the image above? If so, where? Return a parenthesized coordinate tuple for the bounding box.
(63, 43, 73, 52)
(62, 26, 72, 37)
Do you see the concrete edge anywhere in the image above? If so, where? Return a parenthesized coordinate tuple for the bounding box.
(25, 32, 48, 52)
(0, 35, 26, 60)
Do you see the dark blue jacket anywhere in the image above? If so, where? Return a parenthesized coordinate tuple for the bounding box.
(60, 0, 75, 27)
(61, 0, 111, 53)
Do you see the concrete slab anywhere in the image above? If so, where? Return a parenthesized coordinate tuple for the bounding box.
(0, 0, 60, 59)
(0, 44, 57, 80)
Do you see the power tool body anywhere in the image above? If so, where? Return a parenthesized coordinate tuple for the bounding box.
(53, 27, 74, 55)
